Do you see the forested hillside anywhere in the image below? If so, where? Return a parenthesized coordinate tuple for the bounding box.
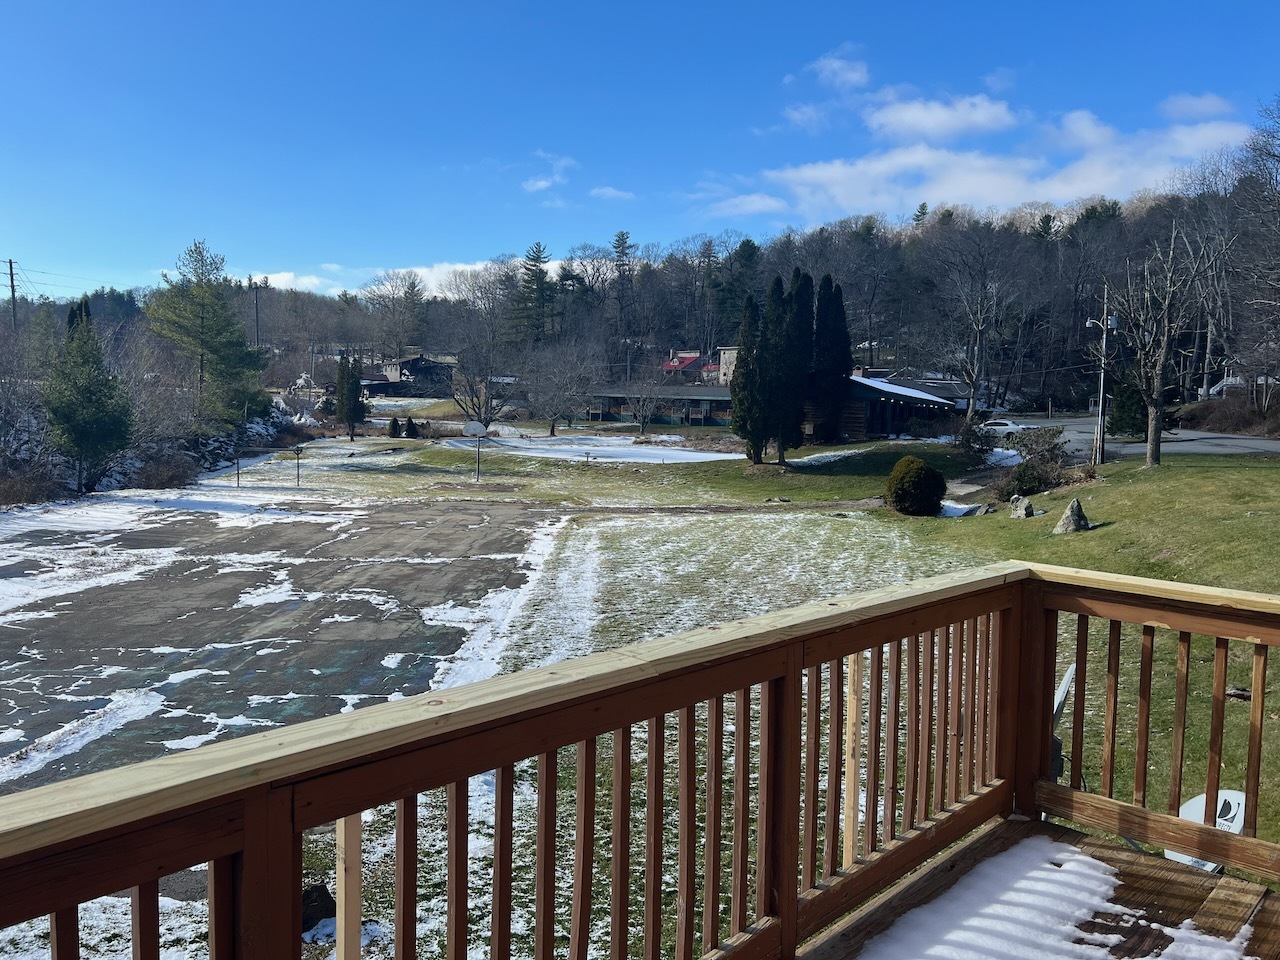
(4, 98, 1280, 500)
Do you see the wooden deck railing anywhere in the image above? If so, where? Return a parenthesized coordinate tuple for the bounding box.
(0, 562, 1277, 959)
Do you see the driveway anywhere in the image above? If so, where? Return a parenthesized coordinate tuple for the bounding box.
(1016, 416, 1280, 461)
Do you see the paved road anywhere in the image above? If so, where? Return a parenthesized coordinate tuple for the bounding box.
(0, 499, 552, 794)
(1015, 416, 1280, 461)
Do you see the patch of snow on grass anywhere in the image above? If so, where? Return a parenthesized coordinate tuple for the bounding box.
(0, 894, 209, 960)
(425, 516, 568, 690)
(442, 435, 740, 464)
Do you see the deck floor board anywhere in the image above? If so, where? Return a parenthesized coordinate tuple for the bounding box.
(799, 819, 1279, 959)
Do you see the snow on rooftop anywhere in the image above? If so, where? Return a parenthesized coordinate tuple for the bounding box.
(859, 376, 951, 405)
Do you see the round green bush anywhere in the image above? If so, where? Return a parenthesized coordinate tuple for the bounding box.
(885, 455, 947, 516)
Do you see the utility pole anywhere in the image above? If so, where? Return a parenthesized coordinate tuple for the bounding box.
(250, 277, 261, 346)
(7, 260, 16, 334)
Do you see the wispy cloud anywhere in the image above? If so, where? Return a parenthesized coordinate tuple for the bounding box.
(865, 94, 1018, 141)
(984, 68, 1016, 94)
(1159, 92, 1234, 121)
(705, 193, 789, 218)
(784, 103, 829, 134)
(590, 186, 636, 200)
(264, 272, 325, 291)
(807, 47, 869, 91)
(522, 149, 577, 192)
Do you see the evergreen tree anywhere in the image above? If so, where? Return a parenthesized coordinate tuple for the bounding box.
(146, 240, 266, 427)
(773, 269, 814, 463)
(42, 312, 131, 494)
(516, 242, 555, 341)
(730, 295, 769, 464)
(66, 295, 92, 334)
(812, 275, 853, 442)
(404, 416, 419, 439)
(757, 275, 789, 461)
(388, 416, 402, 438)
(334, 354, 366, 440)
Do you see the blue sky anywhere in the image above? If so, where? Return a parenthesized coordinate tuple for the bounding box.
(3, 1, 1276, 298)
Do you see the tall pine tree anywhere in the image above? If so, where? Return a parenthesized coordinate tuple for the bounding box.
(146, 240, 266, 428)
(772, 269, 814, 464)
(812, 275, 853, 442)
(730, 295, 769, 464)
(335, 354, 367, 440)
(42, 309, 131, 494)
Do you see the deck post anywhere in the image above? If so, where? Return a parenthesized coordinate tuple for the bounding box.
(240, 786, 302, 960)
(1012, 581, 1052, 817)
(759, 644, 802, 957)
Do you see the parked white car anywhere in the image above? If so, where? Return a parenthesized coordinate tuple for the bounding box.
(980, 418, 1034, 440)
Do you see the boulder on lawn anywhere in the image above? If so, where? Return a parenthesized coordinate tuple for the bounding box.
(1052, 498, 1091, 534)
(302, 883, 337, 934)
(1009, 495, 1034, 519)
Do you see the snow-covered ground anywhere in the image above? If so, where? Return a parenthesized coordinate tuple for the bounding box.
(0, 440, 1024, 959)
(441, 434, 741, 463)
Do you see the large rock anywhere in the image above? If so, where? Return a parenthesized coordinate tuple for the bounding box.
(1009, 495, 1034, 519)
(1052, 498, 1091, 534)
(301, 883, 337, 934)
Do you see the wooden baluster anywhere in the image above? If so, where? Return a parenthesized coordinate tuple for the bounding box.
(1246, 645, 1269, 838)
(51, 906, 79, 960)
(864, 644, 883, 857)
(536, 751, 558, 960)
(883, 640, 902, 846)
(337, 814, 362, 960)
(947, 623, 963, 806)
(1070, 615, 1089, 791)
(921, 631, 936, 822)
(984, 614, 999, 788)
(844, 653, 864, 866)
(645, 716, 664, 960)
(207, 856, 235, 960)
(610, 730, 631, 960)
(703, 697, 724, 953)
(572, 739, 597, 960)
(131, 880, 160, 960)
(976, 615, 992, 786)
(447, 780, 469, 960)
(1101, 620, 1121, 798)
(903, 636, 920, 833)
(676, 710, 696, 960)
(1040, 610, 1058, 784)
(493, 766, 515, 960)
(1134, 625, 1155, 806)
(395, 795, 418, 960)
(935, 627, 950, 813)
(802, 664, 820, 889)
(824, 657, 844, 878)
(1206, 638, 1228, 828)
(965, 618, 979, 797)
(1168, 632, 1191, 814)
(731, 691, 750, 935)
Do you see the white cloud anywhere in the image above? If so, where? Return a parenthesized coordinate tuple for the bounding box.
(784, 103, 829, 134)
(1160, 92, 1234, 121)
(705, 193, 790, 218)
(522, 149, 577, 193)
(865, 94, 1017, 141)
(590, 186, 636, 200)
(320, 262, 343, 273)
(264, 272, 325, 291)
(808, 49, 869, 90)
(752, 116, 1251, 222)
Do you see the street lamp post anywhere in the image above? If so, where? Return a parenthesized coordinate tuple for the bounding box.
(1087, 315, 1117, 466)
